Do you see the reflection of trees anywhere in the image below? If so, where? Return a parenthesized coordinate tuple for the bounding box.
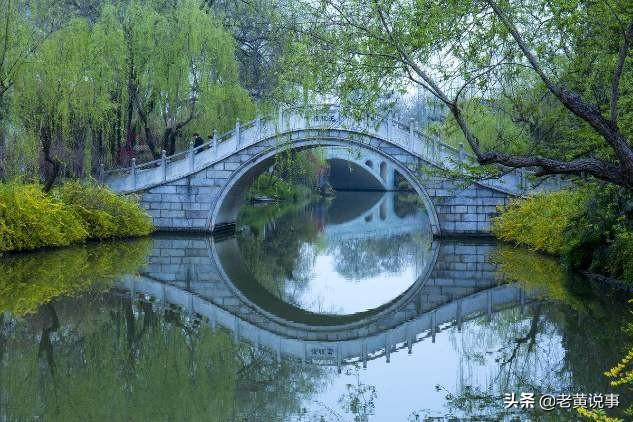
(234, 345, 330, 421)
(237, 204, 321, 303)
(1, 291, 330, 421)
(329, 234, 429, 280)
(393, 191, 423, 219)
(413, 247, 633, 420)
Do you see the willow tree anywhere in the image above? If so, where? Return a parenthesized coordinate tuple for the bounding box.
(14, 18, 121, 189)
(7, 0, 254, 188)
(0, 0, 62, 179)
(285, 0, 633, 189)
(110, 0, 254, 157)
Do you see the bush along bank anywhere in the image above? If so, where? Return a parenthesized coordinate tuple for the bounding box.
(247, 173, 314, 202)
(492, 184, 633, 283)
(0, 182, 153, 253)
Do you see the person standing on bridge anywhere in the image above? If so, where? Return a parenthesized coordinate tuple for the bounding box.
(193, 133, 204, 154)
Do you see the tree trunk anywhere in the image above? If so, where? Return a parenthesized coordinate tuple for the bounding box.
(41, 127, 60, 193)
(162, 127, 178, 156)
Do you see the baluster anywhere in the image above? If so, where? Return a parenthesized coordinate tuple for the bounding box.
(278, 105, 284, 131)
(189, 140, 195, 171)
(161, 150, 167, 181)
(213, 130, 219, 157)
(235, 118, 241, 149)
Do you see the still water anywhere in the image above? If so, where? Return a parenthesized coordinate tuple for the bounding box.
(1, 191, 631, 421)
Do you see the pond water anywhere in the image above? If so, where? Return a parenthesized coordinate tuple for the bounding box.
(1, 191, 632, 421)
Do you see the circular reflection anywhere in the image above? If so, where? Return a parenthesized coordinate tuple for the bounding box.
(235, 191, 435, 316)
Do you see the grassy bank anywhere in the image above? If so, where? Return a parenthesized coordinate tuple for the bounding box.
(492, 186, 633, 283)
(247, 173, 314, 202)
(0, 181, 153, 254)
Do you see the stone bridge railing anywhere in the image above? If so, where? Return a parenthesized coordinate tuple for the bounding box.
(102, 104, 560, 196)
(116, 275, 533, 367)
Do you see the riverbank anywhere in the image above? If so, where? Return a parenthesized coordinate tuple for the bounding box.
(492, 185, 633, 284)
(0, 182, 153, 254)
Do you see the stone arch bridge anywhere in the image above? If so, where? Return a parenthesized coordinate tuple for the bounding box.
(104, 105, 557, 235)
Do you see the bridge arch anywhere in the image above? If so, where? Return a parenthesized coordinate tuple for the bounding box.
(207, 135, 441, 235)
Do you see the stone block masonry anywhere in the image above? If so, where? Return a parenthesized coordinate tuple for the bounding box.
(130, 129, 514, 236)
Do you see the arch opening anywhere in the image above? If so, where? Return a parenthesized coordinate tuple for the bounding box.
(208, 137, 441, 236)
(327, 158, 386, 191)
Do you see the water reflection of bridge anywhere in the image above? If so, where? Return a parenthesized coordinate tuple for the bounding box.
(115, 236, 532, 368)
(323, 191, 431, 241)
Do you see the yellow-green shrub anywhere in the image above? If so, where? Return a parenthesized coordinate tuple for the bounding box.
(0, 183, 88, 253)
(54, 181, 153, 239)
(492, 189, 587, 254)
(0, 182, 154, 253)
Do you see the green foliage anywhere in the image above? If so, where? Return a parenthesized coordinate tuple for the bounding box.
(0, 183, 89, 253)
(440, 98, 530, 155)
(2, 0, 255, 181)
(55, 181, 153, 239)
(492, 189, 587, 255)
(493, 185, 633, 282)
(282, 0, 633, 188)
(247, 148, 325, 201)
(247, 173, 307, 201)
(564, 185, 633, 281)
(0, 238, 151, 316)
(0, 182, 153, 253)
(608, 229, 633, 284)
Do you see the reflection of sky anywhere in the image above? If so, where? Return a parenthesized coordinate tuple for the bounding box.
(286, 253, 419, 314)
(303, 308, 571, 420)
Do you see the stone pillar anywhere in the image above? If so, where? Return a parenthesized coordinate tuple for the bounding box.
(235, 118, 241, 148)
(213, 130, 219, 157)
(409, 118, 415, 149)
(189, 140, 195, 171)
(384, 164, 395, 191)
(161, 150, 167, 182)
